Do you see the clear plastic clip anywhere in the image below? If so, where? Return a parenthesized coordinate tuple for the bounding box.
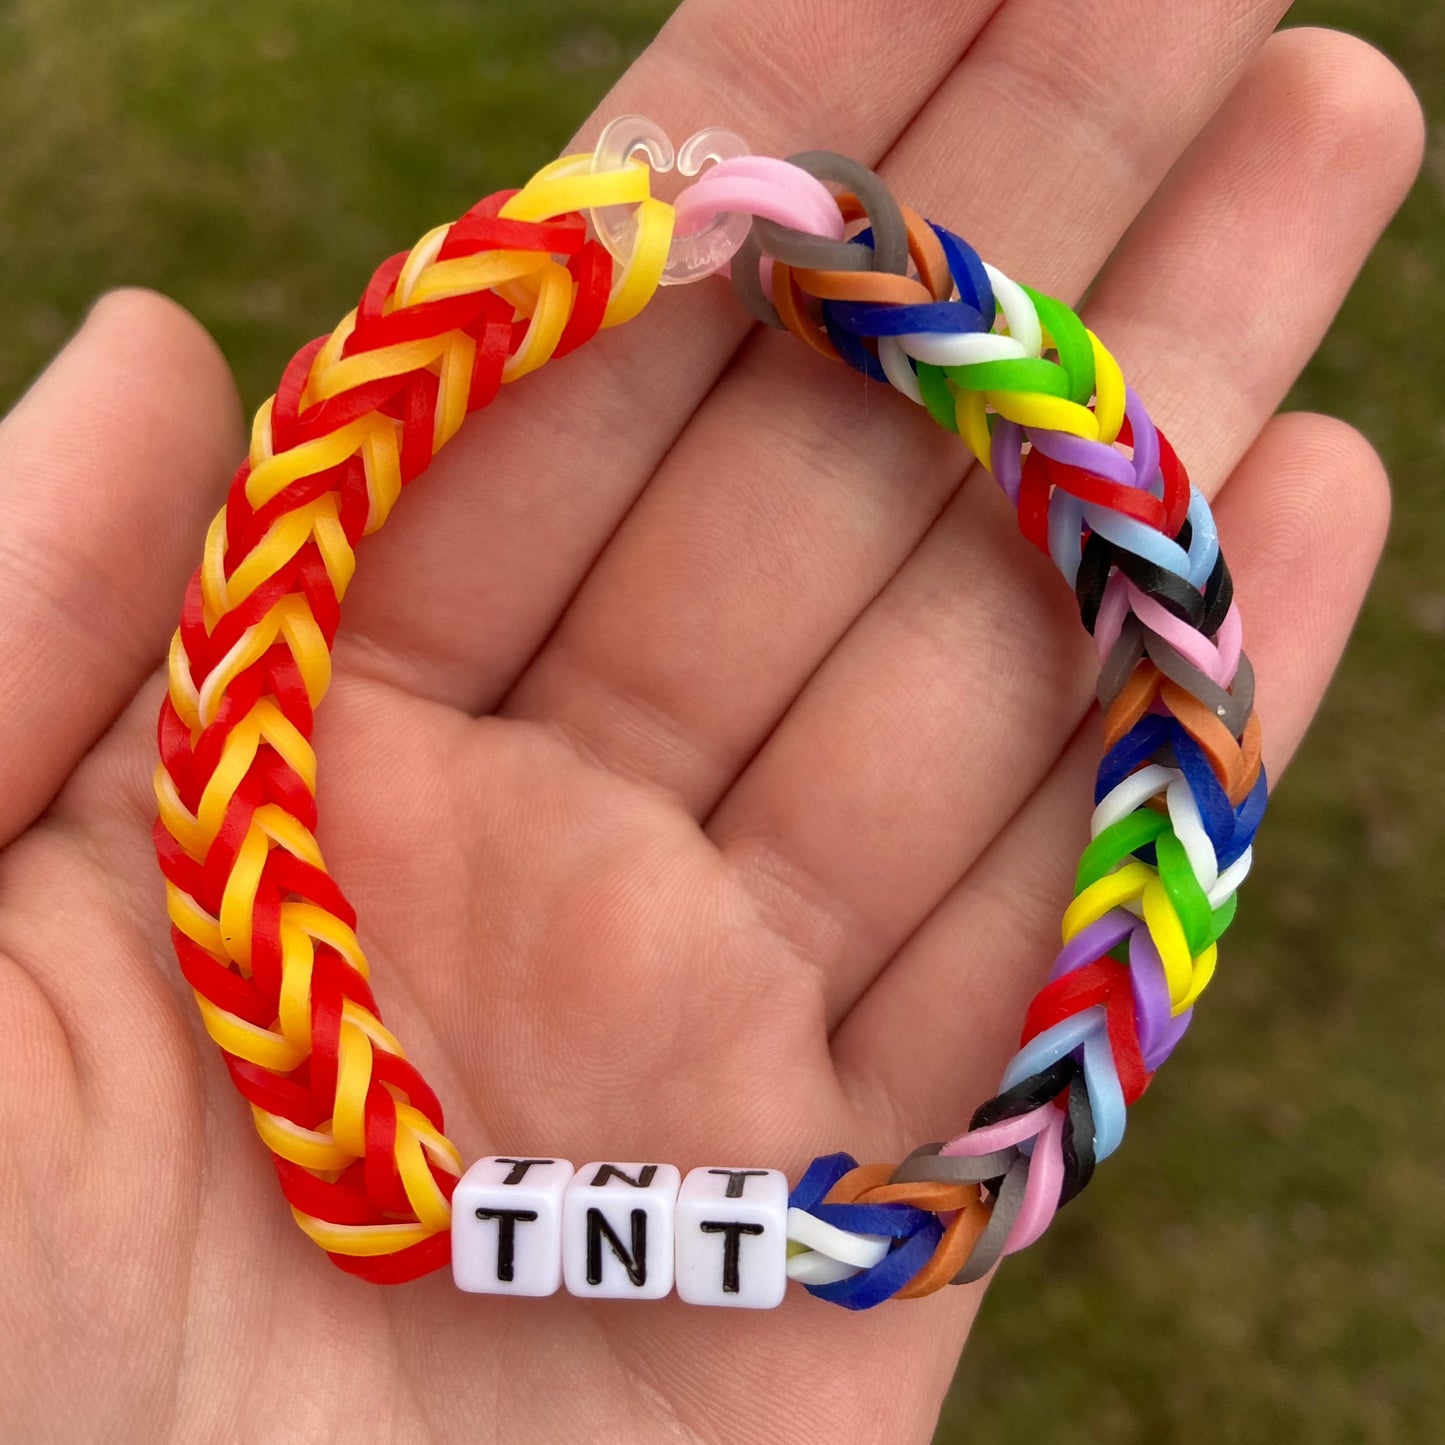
(588, 114, 750, 286)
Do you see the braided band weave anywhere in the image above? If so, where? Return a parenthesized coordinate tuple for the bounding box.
(153, 139, 1264, 1301)
(153, 155, 673, 1284)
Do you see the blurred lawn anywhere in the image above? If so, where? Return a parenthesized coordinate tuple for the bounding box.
(1, 1, 1440, 1441)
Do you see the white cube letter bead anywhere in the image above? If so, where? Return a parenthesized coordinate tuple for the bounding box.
(452, 1156, 574, 1296)
(562, 1162, 681, 1301)
(674, 1167, 789, 1309)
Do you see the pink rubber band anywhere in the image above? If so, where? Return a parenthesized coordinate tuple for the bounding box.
(673, 156, 844, 241)
(1002, 1105, 1066, 1255)
(1126, 585, 1243, 688)
(1094, 573, 1243, 689)
(941, 1105, 1053, 1157)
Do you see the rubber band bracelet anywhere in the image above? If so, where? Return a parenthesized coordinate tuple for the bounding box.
(154, 114, 1263, 1309)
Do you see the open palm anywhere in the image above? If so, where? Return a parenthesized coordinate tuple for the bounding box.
(0, 1, 1422, 1440)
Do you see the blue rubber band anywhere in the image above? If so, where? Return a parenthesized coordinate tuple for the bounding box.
(789, 1152, 857, 1211)
(822, 302, 890, 382)
(1184, 487, 1220, 588)
(825, 297, 989, 338)
(1095, 715, 1173, 803)
(930, 223, 995, 320)
(1002, 1007, 1106, 1094)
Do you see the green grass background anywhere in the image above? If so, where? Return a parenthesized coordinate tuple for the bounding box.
(1, 1, 1439, 1440)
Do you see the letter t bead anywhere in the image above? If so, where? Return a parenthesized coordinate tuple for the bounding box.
(675, 1167, 789, 1308)
(452, 1156, 574, 1296)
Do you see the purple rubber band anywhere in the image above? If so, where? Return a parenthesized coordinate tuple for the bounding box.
(1028, 426, 1141, 487)
(1126, 923, 1180, 1063)
(1002, 1104, 1066, 1255)
(1050, 908, 1137, 981)
(990, 418, 1025, 505)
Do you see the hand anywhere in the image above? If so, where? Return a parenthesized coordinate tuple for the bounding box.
(0, 1, 1421, 1439)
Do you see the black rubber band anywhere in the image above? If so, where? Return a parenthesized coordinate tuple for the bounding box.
(968, 1056, 1079, 1133)
(1057, 1078, 1097, 1206)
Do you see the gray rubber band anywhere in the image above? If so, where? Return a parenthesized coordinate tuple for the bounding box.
(750, 221, 875, 273)
(891, 1144, 1019, 1186)
(730, 229, 786, 328)
(778, 150, 910, 276)
(1145, 636, 1255, 735)
(1097, 616, 1146, 710)
(954, 1157, 1028, 1285)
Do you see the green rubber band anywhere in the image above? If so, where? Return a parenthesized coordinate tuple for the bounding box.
(1026, 286, 1096, 405)
(1204, 891, 1238, 948)
(1155, 830, 1215, 955)
(1075, 810, 1170, 894)
(944, 356, 1073, 397)
(915, 360, 960, 433)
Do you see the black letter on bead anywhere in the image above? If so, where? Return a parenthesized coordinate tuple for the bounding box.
(591, 1164, 657, 1189)
(474, 1208, 539, 1283)
(495, 1158, 555, 1185)
(707, 1169, 769, 1199)
(586, 1208, 648, 1287)
(700, 1220, 765, 1294)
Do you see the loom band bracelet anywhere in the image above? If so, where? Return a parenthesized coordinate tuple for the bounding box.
(752, 188, 941, 375)
(797, 1161, 988, 1300)
(1101, 699, 1263, 842)
(1028, 407, 1175, 521)
(1083, 756, 1259, 906)
(433, 153, 670, 332)
(1140, 633, 1256, 729)
(675, 158, 910, 352)
(815, 229, 991, 384)
(1078, 527, 1229, 641)
(1123, 580, 1242, 677)
(874, 225, 1001, 399)
(155, 130, 1277, 1306)
(1092, 739, 1265, 884)
(1009, 1009, 1129, 1163)
(819, 222, 1003, 382)
(1038, 453, 1197, 587)
(757, 150, 913, 274)
(897, 283, 1100, 405)
(669, 152, 847, 255)
(1115, 668, 1263, 807)
(774, 213, 965, 372)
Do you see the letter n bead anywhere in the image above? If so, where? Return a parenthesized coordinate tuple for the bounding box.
(452, 1157, 573, 1296)
(562, 1162, 681, 1300)
(675, 1167, 788, 1308)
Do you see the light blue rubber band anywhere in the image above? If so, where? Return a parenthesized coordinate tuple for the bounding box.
(1001, 1007, 1104, 1092)
(1184, 486, 1220, 588)
(1081, 1024, 1126, 1160)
